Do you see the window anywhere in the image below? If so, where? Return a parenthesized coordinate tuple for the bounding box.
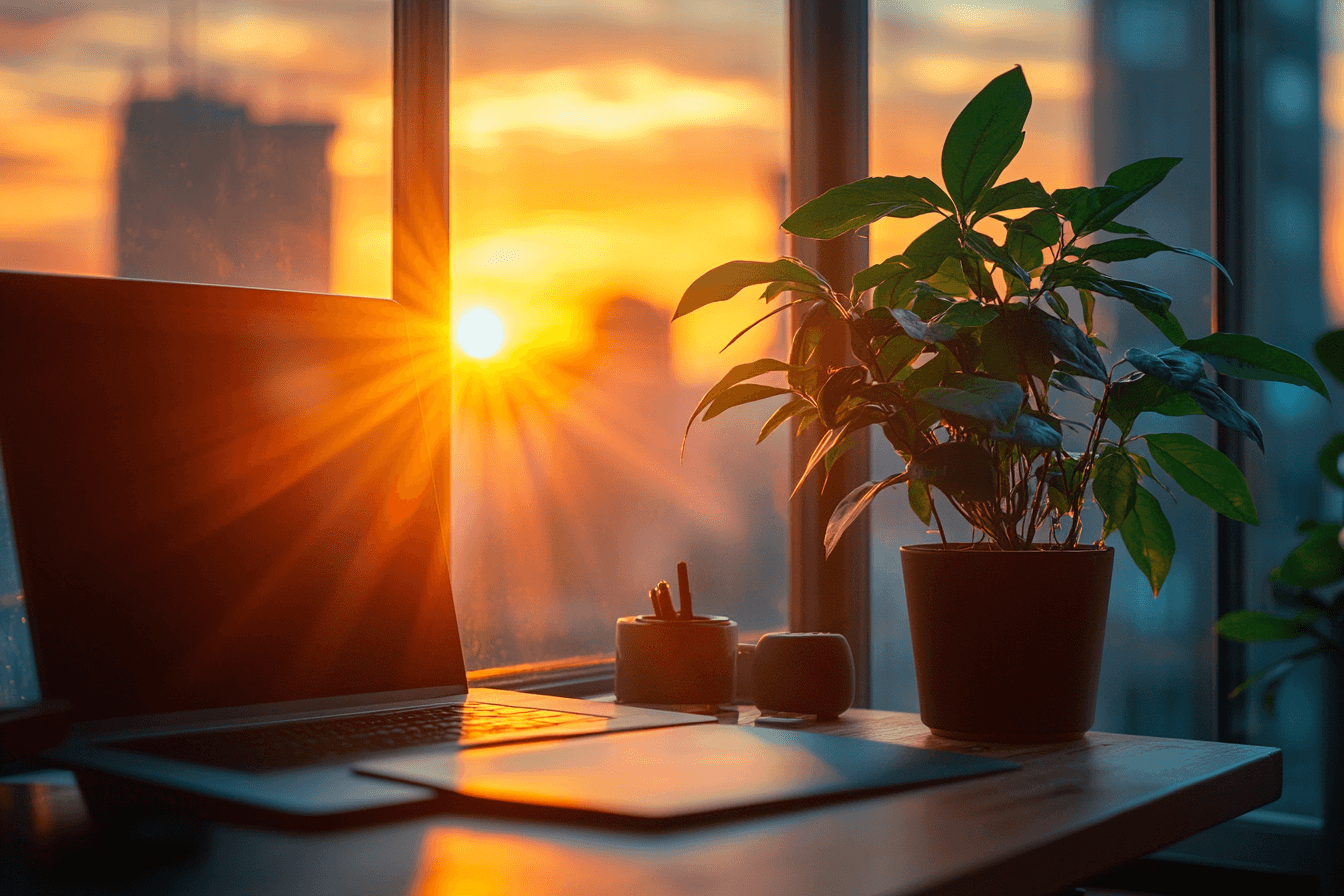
(446, 1, 789, 673)
(0, 1, 791, 698)
(0, 0, 394, 705)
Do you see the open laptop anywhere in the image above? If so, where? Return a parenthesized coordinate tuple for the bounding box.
(0, 271, 712, 822)
(0, 272, 1013, 827)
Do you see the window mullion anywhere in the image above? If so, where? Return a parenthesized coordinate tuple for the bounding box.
(788, 0, 871, 707)
(393, 0, 452, 551)
(1210, 0, 1250, 746)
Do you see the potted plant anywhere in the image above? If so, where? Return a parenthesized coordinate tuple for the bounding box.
(675, 66, 1327, 743)
(1216, 326, 1343, 894)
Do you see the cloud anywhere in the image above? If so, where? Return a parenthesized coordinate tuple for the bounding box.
(454, 62, 780, 150)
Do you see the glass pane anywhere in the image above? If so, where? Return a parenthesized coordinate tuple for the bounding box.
(448, 1, 789, 671)
(0, 1, 392, 706)
(1240, 0, 1334, 819)
(869, 0, 1217, 742)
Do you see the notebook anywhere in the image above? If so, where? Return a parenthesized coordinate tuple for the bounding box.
(0, 271, 1014, 826)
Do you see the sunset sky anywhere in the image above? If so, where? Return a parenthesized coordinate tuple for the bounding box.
(0, 0, 1126, 386)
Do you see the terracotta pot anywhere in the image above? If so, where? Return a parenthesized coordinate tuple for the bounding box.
(900, 543, 1114, 743)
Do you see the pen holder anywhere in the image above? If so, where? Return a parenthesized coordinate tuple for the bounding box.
(615, 615, 737, 707)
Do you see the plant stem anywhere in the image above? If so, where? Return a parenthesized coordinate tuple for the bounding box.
(928, 494, 948, 545)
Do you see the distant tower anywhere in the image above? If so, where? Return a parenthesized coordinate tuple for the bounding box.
(116, 92, 336, 291)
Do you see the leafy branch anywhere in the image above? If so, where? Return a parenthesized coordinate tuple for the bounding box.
(675, 66, 1326, 598)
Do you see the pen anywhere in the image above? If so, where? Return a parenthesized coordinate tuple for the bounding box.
(655, 580, 676, 619)
(676, 561, 693, 619)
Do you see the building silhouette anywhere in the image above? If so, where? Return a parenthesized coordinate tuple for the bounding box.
(116, 90, 335, 292)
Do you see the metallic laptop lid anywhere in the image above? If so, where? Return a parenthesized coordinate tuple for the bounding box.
(0, 272, 467, 723)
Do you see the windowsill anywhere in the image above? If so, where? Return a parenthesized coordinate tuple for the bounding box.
(1154, 807, 1323, 875)
(467, 656, 614, 699)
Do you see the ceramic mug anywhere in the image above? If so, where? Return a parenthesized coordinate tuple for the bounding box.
(752, 631, 855, 720)
(614, 615, 737, 707)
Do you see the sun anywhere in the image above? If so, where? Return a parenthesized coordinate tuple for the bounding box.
(456, 306, 505, 359)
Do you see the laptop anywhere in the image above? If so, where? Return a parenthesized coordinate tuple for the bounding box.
(0, 272, 1014, 827)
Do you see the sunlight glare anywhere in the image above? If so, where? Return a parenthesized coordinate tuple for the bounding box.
(457, 307, 506, 359)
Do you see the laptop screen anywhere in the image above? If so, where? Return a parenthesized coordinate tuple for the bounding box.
(0, 273, 467, 721)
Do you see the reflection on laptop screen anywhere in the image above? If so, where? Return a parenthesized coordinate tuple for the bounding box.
(0, 274, 466, 721)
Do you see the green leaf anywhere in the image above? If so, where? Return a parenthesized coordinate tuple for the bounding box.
(762, 279, 829, 301)
(1033, 308, 1108, 381)
(989, 411, 1062, 450)
(900, 346, 957, 393)
(1004, 208, 1061, 272)
(977, 304, 1055, 384)
(783, 176, 953, 241)
(963, 229, 1030, 285)
(903, 216, 963, 278)
(892, 308, 956, 344)
(685, 358, 797, 453)
(1188, 380, 1265, 451)
(1100, 220, 1151, 236)
(1049, 262, 1184, 342)
(823, 430, 863, 474)
(792, 417, 856, 499)
(917, 374, 1025, 428)
(924, 256, 973, 298)
(1079, 237, 1230, 281)
(1050, 371, 1092, 399)
(1124, 347, 1206, 390)
(853, 256, 914, 295)
(675, 259, 826, 319)
(1314, 329, 1344, 385)
(1144, 431, 1258, 525)
(1057, 157, 1182, 237)
(1044, 290, 1071, 321)
(1105, 374, 1201, 437)
(1272, 524, 1344, 589)
(1216, 610, 1309, 643)
(936, 300, 999, 329)
(941, 66, 1032, 214)
(1092, 448, 1138, 532)
(1319, 433, 1344, 488)
(1182, 333, 1329, 400)
(757, 397, 813, 444)
(702, 384, 793, 421)
(1136, 304, 1188, 346)
(825, 474, 910, 556)
(908, 478, 933, 525)
(971, 177, 1051, 222)
(876, 333, 925, 381)
(817, 365, 868, 428)
(788, 303, 832, 386)
(1118, 484, 1175, 598)
(1079, 288, 1096, 335)
(908, 440, 997, 503)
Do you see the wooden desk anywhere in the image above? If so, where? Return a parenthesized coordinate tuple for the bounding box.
(1, 709, 1281, 896)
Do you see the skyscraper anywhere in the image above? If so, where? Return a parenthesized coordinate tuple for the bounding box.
(116, 90, 335, 293)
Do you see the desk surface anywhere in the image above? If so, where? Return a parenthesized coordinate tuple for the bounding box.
(1, 708, 1281, 896)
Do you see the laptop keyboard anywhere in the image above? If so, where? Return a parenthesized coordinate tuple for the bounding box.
(104, 702, 605, 773)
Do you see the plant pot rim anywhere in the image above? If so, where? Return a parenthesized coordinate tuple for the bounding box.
(900, 542, 1114, 554)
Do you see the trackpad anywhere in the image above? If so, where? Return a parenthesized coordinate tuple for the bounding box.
(355, 724, 1015, 820)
